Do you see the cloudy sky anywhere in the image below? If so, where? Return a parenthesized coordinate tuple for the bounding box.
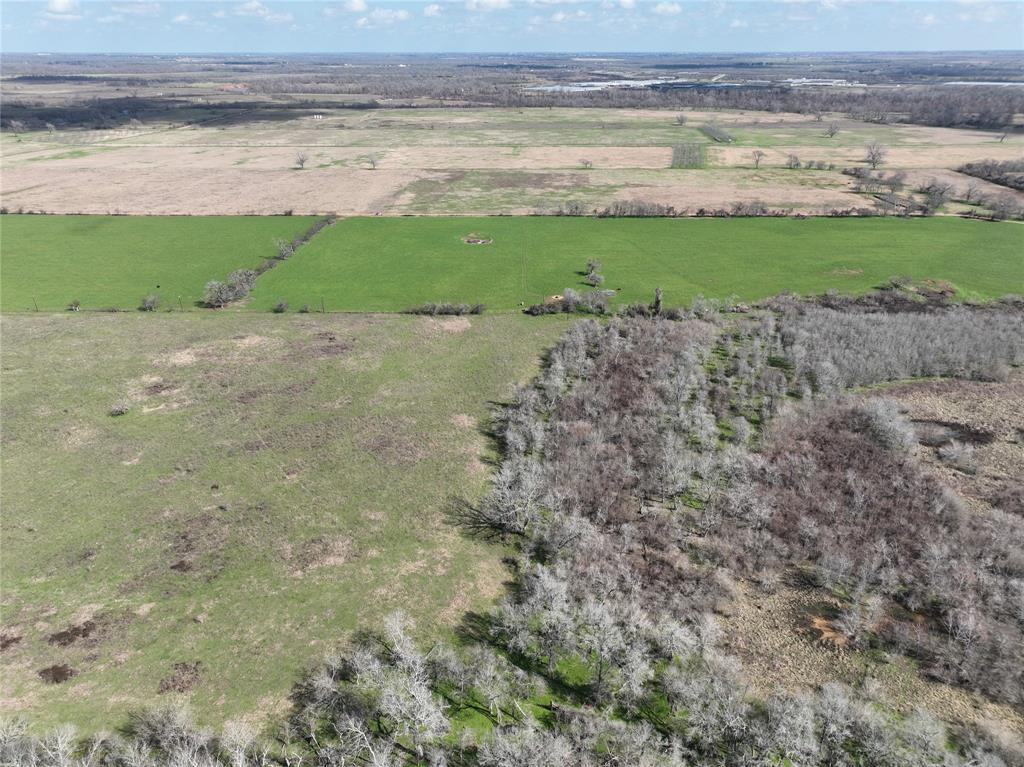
(2, 0, 1022, 53)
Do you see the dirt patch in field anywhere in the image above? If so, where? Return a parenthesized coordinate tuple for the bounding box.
(289, 536, 352, 576)
(47, 620, 97, 647)
(1, 632, 23, 652)
(462, 233, 493, 245)
(358, 416, 425, 466)
(38, 664, 76, 684)
(418, 316, 471, 336)
(155, 348, 201, 367)
(59, 424, 97, 450)
(452, 413, 475, 429)
(288, 331, 351, 360)
(144, 380, 177, 396)
(158, 661, 203, 694)
(167, 512, 228, 579)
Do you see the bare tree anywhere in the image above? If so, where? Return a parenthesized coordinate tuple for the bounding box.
(963, 181, 982, 205)
(580, 159, 593, 170)
(825, 121, 840, 138)
(864, 141, 888, 170)
(785, 154, 801, 169)
(752, 150, 766, 169)
(295, 152, 308, 169)
(367, 154, 378, 170)
(675, 113, 687, 125)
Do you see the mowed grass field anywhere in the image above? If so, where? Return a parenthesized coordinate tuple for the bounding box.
(0, 215, 319, 312)
(249, 216, 1024, 311)
(0, 312, 571, 730)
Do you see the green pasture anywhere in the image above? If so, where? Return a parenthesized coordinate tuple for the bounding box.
(249, 216, 1024, 312)
(0, 215, 319, 311)
(0, 312, 570, 730)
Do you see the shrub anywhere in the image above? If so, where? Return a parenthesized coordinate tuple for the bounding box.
(67, 300, 81, 312)
(272, 300, 288, 313)
(938, 440, 977, 473)
(402, 302, 485, 316)
(203, 269, 257, 308)
(139, 294, 160, 312)
(109, 400, 130, 416)
(526, 289, 614, 316)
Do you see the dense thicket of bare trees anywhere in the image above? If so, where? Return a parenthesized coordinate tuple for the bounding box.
(782, 306, 1024, 389)
(9, 297, 1024, 765)
(957, 158, 1024, 192)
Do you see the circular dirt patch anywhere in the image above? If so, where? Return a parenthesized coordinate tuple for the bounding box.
(39, 664, 76, 684)
(462, 233, 493, 245)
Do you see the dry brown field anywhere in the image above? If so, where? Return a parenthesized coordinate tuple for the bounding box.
(3, 107, 1021, 216)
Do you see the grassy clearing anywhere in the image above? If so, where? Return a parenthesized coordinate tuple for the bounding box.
(0, 215, 319, 312)
(0, 312, 571, 730)
(249, 216, 1024, 312)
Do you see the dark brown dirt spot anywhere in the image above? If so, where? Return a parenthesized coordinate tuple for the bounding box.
(39, 664, 76, 684)
(48, 620, 96, 647)
(1, 631, 22, 652)
(158, 661, 203, 693)
(170, 559, 194, 572)
(311, 333, 350, 358)
(145, 381, 176, 396)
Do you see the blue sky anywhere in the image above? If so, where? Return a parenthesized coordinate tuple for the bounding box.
(2, 0, 1022, 53)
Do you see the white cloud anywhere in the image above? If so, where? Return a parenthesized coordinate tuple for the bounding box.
(729, 17, 747, 27)
(466, 0, 510, 10)
(372, 8, 410, 20)
(42, 0, 81, 19)
(213, 9, 227, 17)
(653, 2, 681, 14)
(323, 0, 366, 15)
(355, 7, 412, 27)
(110, 1, 161, 16)
(234, 0, 292, 23)
(172, 13, 191, 23)
(551, 9, 588, 22)
(424, 3, 442, 15)
(920, 12, 937, 25)
(98, 13, 124, 23)
(619, 0, 636, 7)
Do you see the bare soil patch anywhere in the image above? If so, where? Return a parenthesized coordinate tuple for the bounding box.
(47, 620, 97, 647)
(38, 665, 76, 684)
(1, 632, 23, 652)
(289, 536, 352, 576)
(287, 331, 352, 360)
(158, 661, 203, 694)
